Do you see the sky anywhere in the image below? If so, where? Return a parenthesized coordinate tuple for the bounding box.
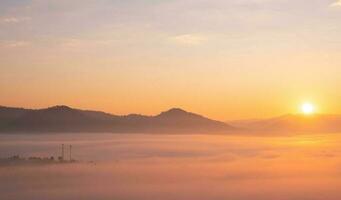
(1, 0, 341, 120)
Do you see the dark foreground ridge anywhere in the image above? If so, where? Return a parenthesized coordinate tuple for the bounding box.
(0, 105, 234, 133)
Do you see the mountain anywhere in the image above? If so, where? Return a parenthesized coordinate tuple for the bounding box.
(0, 106, 31, 128)
(154, 108, 230, 132)
(230, 114, 341, 133)
(0, 105, 234, 133)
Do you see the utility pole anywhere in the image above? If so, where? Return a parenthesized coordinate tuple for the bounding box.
(69, 145, 72, 161)
(62, 144, 64, 161)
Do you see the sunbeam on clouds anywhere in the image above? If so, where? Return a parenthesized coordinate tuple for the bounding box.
(331, 0, 341, 7)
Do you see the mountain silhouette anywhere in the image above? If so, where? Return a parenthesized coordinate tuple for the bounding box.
(230, 114, 341, 133)
(0, 105, 234, 133)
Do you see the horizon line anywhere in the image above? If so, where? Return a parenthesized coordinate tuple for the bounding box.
(1, 104, 341, 122)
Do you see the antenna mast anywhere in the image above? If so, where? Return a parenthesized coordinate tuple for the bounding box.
(69, 145, 72, 161)
(62, 144, 64, 161)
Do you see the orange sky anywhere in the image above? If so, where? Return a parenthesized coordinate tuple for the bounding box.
(1, 0, 341, 120)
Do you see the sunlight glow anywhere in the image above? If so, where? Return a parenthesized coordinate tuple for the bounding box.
(301, 103, 315, 115)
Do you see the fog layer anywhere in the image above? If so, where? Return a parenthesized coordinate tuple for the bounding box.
(1, 133, 341, 200)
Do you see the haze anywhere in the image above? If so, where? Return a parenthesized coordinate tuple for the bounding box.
(1, 0, 341, 120)
(2, 1, 341, 199)
(2, 133, 341, 200)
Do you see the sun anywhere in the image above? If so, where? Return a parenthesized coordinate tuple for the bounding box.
(301, 102, 315, 115)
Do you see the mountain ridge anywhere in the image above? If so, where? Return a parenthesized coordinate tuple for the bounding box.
(230, 113, 341, 133)
(0, 105, 234, 134)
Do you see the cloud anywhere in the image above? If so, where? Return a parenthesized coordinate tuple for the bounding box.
(170, 34, 207, 46)
(0, 41, 31, 48)
(0, 16, 31, 24)
(59, 38, 118, 49)
(331, 0, 341, 7)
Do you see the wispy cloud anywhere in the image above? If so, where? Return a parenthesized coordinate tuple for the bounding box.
(0, 40, 31, 48)
(0, 16, 31, 24)
(170, 34, 208, 46)
(59, 38, 118, 49)
(331, 0, 341, 7)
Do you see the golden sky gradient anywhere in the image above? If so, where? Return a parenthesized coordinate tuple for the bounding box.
(1, 0, 341, 120)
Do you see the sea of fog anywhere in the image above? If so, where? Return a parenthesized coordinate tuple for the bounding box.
(1, 133, 341, 200)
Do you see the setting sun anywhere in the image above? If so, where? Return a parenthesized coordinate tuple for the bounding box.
(301, 103, 315, 115)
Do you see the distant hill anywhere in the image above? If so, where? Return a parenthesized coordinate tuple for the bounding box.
(0, 105, 234, 133)
(230, 114, 341, 133)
